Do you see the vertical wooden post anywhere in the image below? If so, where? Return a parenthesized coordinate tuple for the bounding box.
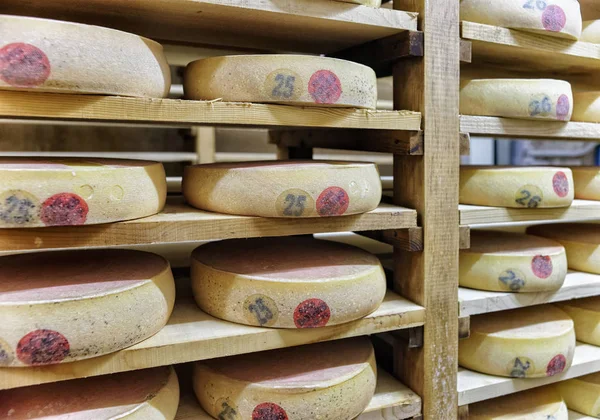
(193, 126, 216, 163)
(392, 0, 460, 418)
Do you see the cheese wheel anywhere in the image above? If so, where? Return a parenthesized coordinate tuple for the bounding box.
(557, 297, 600, 346)
(581, 20, 600, 43)
(572, 92, 600, 123)
(460, 79, 573, 121)
(460, 166, 574, 208)
(558, 372, 600, 417)
(184, 55, 377, 109)
(459, 305, 576, 378)
(191, 237, 386, 328)
(460, 231, 567, 292)
(571, 166, 600, 200)
(460, 0, 582, 40)
(527, 224, 600, 274)
(0, 250, 175, 367)
(469, 386, 568, 419)
(0, 157, 166, 227)
(193, 338, 376, 420)
(0, 366, 179, 419)
(183, 160, 381, 218)
(0, 15, 170, 97)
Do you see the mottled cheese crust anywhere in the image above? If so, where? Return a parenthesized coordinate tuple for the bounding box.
(571, 166, 600, 200)
(183, 160, 381, 218)
(557, 296, 600, 346)
(581, 20, 600, 43)
(470, 386, 568, 419)
(460, 166, 574, 208)
(459, 306, 576, 378)
(193, 338, 376, 420)
(184, 55, 377, 109)
(191, 237, 386, 329)
(0, 15, 170, 97)
(0, 250, 175, 367)
(572, 92, 600, 123)
(558, 372, 600, 417)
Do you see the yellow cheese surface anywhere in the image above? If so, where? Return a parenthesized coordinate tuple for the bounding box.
(556, 296, 600, 346)
(573, 92, 600, 123)
(558, 372, 600, 417)
(571, 166, 600, 200)
(470, 386, 568, 419)
(581, 20, 600, 43)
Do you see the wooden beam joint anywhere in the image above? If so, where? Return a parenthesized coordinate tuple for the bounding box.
(459, 316, 471, 340)
(358, 227, 423, 251)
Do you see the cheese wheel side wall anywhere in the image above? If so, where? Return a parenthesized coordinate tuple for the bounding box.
(558, 378, 600, 417)
(572, 166, 600, 199)
(581, 20, 600, 43)
(557, 303, 600, 346)
(128, 367, 180, 420)
(572, 92, 600, 123)
(560, 239, 600, 274)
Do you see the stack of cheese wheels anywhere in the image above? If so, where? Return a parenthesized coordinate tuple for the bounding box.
(193, 338, 376, 420)
(582, 20, 600, 43)
(191, 237, 386, 328)
(573, 92, 600, 123)
(0, 367, 179, 419)
(461, 0, 582, 39)
(0, 249, 175, 367)
(183, 160, 381, 218)
(0, 157, 167, 227)
(557, 296, 600, 346)
(571, 167, 600, 200)
(460, 79, 573, 120)
(469, 386, 568, 419)
(184, 55, 377, 109)
(459, 305, 575, 378)
(460, 231, 567, 292)
(460, 166, 574, 208)
(528, 223, 600, 274)
(0, 15, 170, 97)
(558, 372, 600, 417)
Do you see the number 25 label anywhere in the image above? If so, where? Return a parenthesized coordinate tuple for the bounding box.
(265, 69, 302, 101)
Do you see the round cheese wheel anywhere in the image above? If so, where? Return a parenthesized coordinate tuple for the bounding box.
(460, 79, 573, 121)
(527, 224, 600, 274)
(469, 386, 568, 419)
(0, 157, 166, 228)
(460, 166, 574, 208)
(459, 305, 576, 378)
(581, 20, 600, 43)
(193, 338, 376, 420)
(460, 0, 582, 40)
(0, 249, 175, 367)
(571, 166, 600, 200)
(558, 372, 600, 417)
(0, 366, 179, 419)
(460, 231, 567, 292)
(0, 15, 170, 97)
(184, 55, 377, 109)
(183, 160, 381, 218)
(557, 296, 600, 346)
(191, 237, 386, 329)
(572, 92, 600, 123)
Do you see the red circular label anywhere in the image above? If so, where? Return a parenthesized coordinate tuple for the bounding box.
(308, 70, 342, 104)
(542, 5, 567, 32)
(252, 403, 288, 420)
(17, 329, 70, 365)
(0, 43, 51, 87)
(40, 193, 89, 226)
(546, 354, 567, 376)
(531, 255, 553, 278)
(552, 171, 569, 197)
(316, 186, 349, 217)
(556, 94, 570, 121)
(293, 298, 331, 328)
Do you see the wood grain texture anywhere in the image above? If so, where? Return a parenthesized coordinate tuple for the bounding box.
(358, 228, 424, 252)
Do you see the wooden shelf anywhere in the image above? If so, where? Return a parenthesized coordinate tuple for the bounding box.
(458, 342, 600, 406)
(569, 410, 595, 419)
(0, 291, 425, 390)
(460, 271, 600, 317)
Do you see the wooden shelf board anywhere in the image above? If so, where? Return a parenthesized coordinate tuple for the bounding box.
(458, 342, 600, 406)
(459, 271, 600, 317)
(0, 197, 417, 252)
(0, 92, 421, 130)
(0, 291, 425, 390)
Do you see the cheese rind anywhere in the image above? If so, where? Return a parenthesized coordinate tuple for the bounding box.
(460, 0, 582, 39)
(183, 160, 381, 218)
(0, 249, 175, 367)
(556, 297, 600, 346)
(573, 92, 600, 123)
(460, 231, 567, 292)
(557, 372, 600, 417)
(581, 20, 600, 43)
(0, 157, 167, 227)
(0, 15, 170, 97)
(184, 55, 377, 109)
(191, 237, 386, 328)
(460, 166, 574, 208)
(193, 338, 376, 420)
(571, 166, 600, 200)
(459, 306, 576, 378)
(460, 79, 574, 120)
(470, 386, 568, 419)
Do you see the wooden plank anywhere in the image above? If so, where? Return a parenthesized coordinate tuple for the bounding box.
(459, 225, 471, 250)
(0, 291, 425, 390)
(0, 92, 422, 130)
(193, 127, 216, 163)
(458, 342, 600, 406)
(0, 151, 197, 162)
(460, 40, 472, 63)
(459, 132, 471, 156)
(458, 316, 470, 340)
(358, 228, 424, 252)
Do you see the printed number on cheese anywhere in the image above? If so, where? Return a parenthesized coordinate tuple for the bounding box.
(183, 160, 381, 218)
(573, 92, 600, 123)
(557, 297, 600, 346)
(191, 237, 386, 328)
(581, 20, 600, 43)
(0, 15, 170, 97)
(469, 386, 568, 419)
(194, 338, 376, 420)
(461, 0, 582, 39)
(184, 55, 377, 109)
(0, 158, 166, 227)
(528, 223, 600, 274)
(558, 372, 600, 418)
(460, 166, 574, 208)
(571, 166, 600, 200)
(460, 231, 567, 292)
(0, 250, 175, 367)
(459, 305, 575, 378)
(460, 79, 573, 120)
